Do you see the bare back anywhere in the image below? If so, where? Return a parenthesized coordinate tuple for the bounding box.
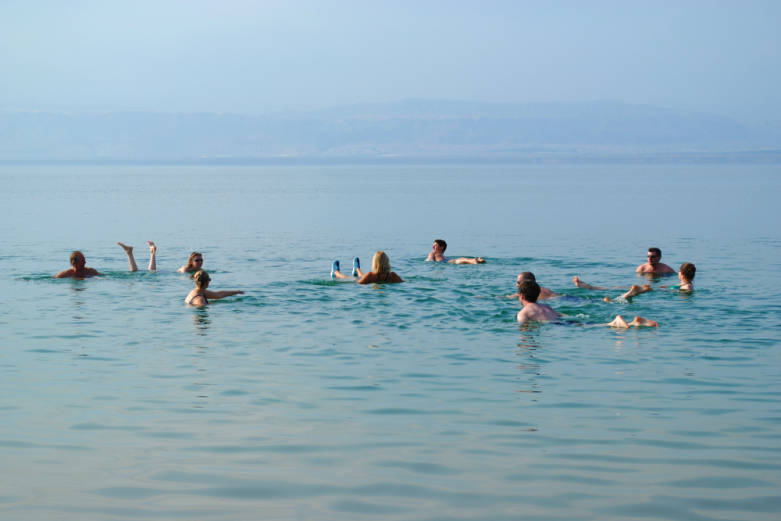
(517, 302, 561, 323)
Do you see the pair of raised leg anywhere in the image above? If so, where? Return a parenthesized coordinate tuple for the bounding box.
(331, 257, 363, 279)
(118, 241, 157, 271)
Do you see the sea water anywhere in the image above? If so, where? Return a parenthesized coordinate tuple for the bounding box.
(1, 163, 780, 520)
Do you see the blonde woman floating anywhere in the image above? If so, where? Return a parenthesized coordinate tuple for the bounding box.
(185, 270, 244, 307)
(331, 251, 404, 284)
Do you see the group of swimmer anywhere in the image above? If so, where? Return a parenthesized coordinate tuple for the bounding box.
(55, 242, 243, 307)
(55, 240, 694, 328)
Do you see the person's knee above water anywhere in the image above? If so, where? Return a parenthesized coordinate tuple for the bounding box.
(426, 238, 485, 264)
(54, 250, 101, 278)
(185, 270, 243, 307)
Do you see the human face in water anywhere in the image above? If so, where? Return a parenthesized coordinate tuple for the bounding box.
(193, 255, 204, 267)
(432, 242, 444, 254)
(647, 251, 660, 267)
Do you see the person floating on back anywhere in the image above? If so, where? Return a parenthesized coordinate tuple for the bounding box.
(574, 262, 696, 301)
(636, 247, 675, 274)
(517, 280, 658, 328)
(54, 251, 101, 278)
(331, 251, 404, 284)
(185, 270, 244, 307)
(426, 239, 485, 264)
(117, 241, 157, 271)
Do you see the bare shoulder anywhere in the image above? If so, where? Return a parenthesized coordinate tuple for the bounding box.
(390, 272, 404, 283)
(54, 269, 74, 278)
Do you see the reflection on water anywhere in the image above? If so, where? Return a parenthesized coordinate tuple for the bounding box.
(191, 309, 211, 335)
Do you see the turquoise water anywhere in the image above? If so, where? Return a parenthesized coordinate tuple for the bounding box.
(2, 164, 781, 520)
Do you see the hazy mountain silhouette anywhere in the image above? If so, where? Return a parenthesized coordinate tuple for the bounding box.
(1, 99, 778, 162)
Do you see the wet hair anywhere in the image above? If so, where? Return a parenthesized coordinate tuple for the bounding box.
(519, 271, 536, 282)
(679, 262, 696, 281)
(434, 239, 447, 251)
(518, 280, 541, 303)
(70, 251, 85, 266)
(193, 270, 211, 288)
(648, 247, 662, 257)
(186, 251, 203, 270)
(372, 251, 391, 274)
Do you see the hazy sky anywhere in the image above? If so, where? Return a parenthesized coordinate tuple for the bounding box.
(2, 1, 780, 123)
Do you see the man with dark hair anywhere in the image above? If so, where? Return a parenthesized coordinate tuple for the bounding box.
(426, 238, 485, 264)
(636, 247, 675, 274)
(55, 251, 101, 278)
(516, 280, 561, 323)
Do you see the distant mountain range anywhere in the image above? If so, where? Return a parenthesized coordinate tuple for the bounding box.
(1, 99, 779, 162)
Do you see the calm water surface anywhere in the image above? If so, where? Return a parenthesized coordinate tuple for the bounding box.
(1, 164, 780, 520)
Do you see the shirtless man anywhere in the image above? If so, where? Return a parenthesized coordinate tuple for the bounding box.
(54, 251, 101, 278)
(516, 280, 561, 324)
(518, 280, 658, 327)
(426, 239, 485, 264)
(506, 272, 558, 299)
(636, 247, 675, 274)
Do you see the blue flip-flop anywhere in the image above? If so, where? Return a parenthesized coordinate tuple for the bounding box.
(352, 257, 360, 277)
(331, 260, 340, 279)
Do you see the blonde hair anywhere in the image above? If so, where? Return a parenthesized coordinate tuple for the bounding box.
(372, 251, 391, 274)
(193, 270, 211, 288)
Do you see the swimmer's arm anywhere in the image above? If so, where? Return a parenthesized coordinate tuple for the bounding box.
(425, 252, 435, 261)
(204, 290, 244, 300)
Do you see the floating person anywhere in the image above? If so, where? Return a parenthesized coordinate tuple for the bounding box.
(331, 251, 404, 284)
(517, 280, 658, 328)
(574, 262, 696, 301)
(184, 270, 244, 307)
(54, 251, 101, 278)
(117, 241, 157, 271)
(636, 247, 675, 274)
(426, 239, 485, 264)
(505, 271, 559, 299)
(178, 251, 204, 273)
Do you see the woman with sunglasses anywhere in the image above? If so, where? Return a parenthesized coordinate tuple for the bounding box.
(178, 251, 204, 273)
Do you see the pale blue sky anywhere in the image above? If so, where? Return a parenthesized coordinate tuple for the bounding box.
(2, 1, 780, 123)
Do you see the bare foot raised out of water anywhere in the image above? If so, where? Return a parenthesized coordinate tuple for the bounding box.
(607, 314, 659, 328)
(147, 241, 156, 254)
(118, 242, 138, 272)
(573, 276, 597, 290)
